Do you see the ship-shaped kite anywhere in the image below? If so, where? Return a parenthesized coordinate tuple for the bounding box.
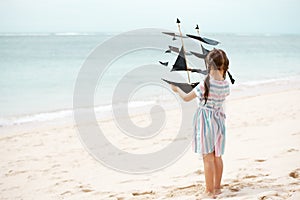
(160, 18, 234, 93)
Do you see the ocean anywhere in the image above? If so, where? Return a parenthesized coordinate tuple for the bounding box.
(1, 32, 300, 127)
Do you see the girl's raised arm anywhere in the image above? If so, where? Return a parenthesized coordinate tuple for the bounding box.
(171, 84, 197, 102)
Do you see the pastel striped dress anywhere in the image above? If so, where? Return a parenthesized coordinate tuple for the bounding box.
(192, 76, 230, 156)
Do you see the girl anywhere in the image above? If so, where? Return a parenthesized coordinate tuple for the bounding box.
(171, 48, 230, 197)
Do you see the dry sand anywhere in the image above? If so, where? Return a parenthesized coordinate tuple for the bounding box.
(1, 83, 300, 200)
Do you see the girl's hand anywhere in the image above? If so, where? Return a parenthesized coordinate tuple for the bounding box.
(171, 84, 178, 93)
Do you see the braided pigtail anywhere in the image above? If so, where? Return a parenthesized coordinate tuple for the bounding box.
(203, 72, 210, 105)
(203, 52, 215, 105)
(227, 71, 235, 84)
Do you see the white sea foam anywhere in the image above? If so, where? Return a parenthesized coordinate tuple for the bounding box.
(0, 100, 166, 127)
(239, 78, 289, 87)
(0, 109, 73, 127)
(237, 75, 300, 87)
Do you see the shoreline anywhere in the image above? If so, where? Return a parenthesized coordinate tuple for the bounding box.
(1, 76, 300, 130)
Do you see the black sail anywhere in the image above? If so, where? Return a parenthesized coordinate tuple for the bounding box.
(171, 47, 187, 71)
(162, 79, 199, 93)
(186, 34, 220, 46)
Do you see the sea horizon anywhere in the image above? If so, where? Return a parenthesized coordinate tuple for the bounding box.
(1, 31, 300, 36)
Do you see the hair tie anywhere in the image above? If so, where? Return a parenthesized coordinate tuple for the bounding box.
(227, 71, 235, 84)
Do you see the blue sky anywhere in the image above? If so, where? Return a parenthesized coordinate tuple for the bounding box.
(0, 0, 299, 34)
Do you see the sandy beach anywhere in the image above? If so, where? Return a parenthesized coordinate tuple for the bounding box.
(1, 81, 300, 200)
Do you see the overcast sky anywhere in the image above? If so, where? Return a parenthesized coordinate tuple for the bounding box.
(0, 0, 299, 34)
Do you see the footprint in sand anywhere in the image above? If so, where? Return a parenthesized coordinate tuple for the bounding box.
(257, 191, 284, 200)
(255, 159, 266, 162)
(289, 169, 300, 179)
(228, 185, 240, 192)
(81, 189, 93, 193)
(5, 170, 27, 176)
(79, 185, 94, 192)
(132, 190, 155, 196)
(225, 194, 238, 198)
(79, 185, 94, 193)
(287, 148, 299, 153)
(194, 169, 203, 175)
(51, 164, 61, 168)
(62, 179, 75, 183)
(243, 175, 257, 179)
(243, 173, 270, 179)
(177, 184, 197, 190)
(291, 132, 300, 136)
(60, 191, 72, 195)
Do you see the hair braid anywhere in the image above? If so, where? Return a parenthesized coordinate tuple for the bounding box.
(203, 68, 210, 104)
(203, 49, 230, 104)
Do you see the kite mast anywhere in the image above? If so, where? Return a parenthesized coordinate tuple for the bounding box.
(176, 18, 191, 84)
(195, 24, 204, 54)
(195, 24, 204, 71)
(195, 24, 200, 35)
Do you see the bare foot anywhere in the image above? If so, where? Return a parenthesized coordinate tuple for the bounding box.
(214, 188, 222, 195)
(197, 191, 216, 199)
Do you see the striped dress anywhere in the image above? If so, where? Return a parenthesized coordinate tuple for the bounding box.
(192, 76, 230, 156)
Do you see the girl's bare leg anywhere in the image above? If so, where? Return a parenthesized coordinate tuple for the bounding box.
(214, 155, 223, 194)
(203, 153, 215, 194)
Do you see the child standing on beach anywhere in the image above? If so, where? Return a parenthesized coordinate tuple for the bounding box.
(171, 49, 230, 197)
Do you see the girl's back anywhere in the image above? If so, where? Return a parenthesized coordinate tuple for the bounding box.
(194, 76, 230, 108)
